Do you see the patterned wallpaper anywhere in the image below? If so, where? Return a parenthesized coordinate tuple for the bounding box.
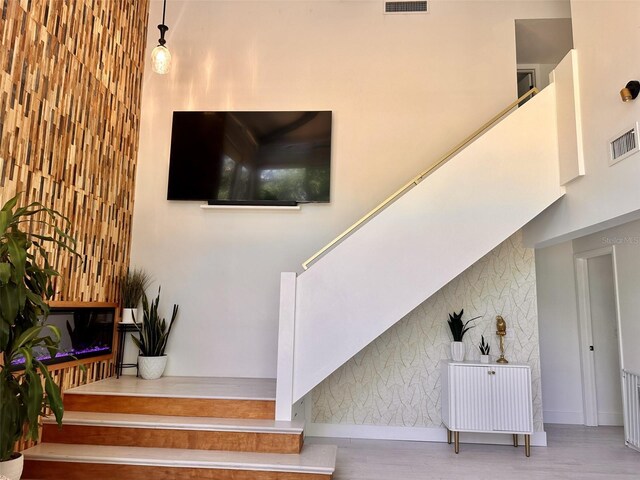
(0, 0, 149, 302)
(312, 230, 544, 432)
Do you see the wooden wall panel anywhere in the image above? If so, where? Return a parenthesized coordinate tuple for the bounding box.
(16, 356, 115, 451)
(0, 0, 150, 302)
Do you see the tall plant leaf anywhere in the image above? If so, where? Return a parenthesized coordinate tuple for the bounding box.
(133, 288, 179, 357)
(0, 194, 78, 461)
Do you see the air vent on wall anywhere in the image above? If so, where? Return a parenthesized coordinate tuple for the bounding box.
(384, 1, 428, 14)
(609, 122, 639, 166)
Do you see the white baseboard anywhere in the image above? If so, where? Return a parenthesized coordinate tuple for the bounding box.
(543, 410, 584, 425)
(306, 423, 547, 447)
(597, 412, 624, 426)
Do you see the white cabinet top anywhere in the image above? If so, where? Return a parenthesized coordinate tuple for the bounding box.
(442, 360, 531, 368)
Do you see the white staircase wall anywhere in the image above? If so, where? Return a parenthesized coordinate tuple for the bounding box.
(291, 86, 564, 402)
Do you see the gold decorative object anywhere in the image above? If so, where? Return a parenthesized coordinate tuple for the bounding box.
(496, 315, 508, 364)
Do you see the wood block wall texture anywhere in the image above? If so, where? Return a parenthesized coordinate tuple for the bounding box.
(0, 0, 150, 302)
(16, 356, 115, 451)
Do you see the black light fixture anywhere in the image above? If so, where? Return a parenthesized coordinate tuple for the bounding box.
(620, 80, 640, 102)
(151, 0, 171, 74)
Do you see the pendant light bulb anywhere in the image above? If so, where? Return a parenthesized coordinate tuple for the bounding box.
(151, 45, 171, 74)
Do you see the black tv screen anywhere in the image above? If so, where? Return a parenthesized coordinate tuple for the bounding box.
(167, 111, 332, 204)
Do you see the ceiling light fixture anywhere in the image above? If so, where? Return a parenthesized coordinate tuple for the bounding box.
(620, 80, 640, 102)
(151, 0, 171, 74)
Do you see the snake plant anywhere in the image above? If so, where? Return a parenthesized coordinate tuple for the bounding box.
(479, 335, 491, 355)
(132, 288, 178, 357)
(447, 309, 480, 342)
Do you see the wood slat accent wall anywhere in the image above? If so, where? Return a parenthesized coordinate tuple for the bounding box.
(0, 0, 150, 302)
(15, 356, 115, 451)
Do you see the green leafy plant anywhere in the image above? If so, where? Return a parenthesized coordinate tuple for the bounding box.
(132, 288, 178, 357)
(120, 268, 151, 308)
(447, 309, 480, 342)
(0, 194, 78, 462)
(479, 335, 491, 355)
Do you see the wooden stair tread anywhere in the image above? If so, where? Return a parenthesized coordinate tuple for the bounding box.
(65, 376, 276, 401)
(23, 443, 337, 474)
(44, 411, 304, 434)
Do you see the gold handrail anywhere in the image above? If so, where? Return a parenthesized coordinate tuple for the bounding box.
(302, 88, 540, 270)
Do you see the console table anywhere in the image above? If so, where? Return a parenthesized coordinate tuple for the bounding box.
(441, 360, 533, 456)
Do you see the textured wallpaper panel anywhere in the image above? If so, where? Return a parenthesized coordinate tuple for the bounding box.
(0, 0, 149, 302)
(312, 230, 544, 431)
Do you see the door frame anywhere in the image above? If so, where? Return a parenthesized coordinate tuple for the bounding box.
(574, 246, 624, 426)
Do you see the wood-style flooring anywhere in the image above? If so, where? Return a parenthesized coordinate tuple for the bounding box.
(307, 424, 640, 479)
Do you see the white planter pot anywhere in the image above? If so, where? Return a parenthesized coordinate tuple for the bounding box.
(450, 341, 465, 362)
(138, 355, 168, 380)
(480, 354, 490, 364)
(121, 308, 137, 324)
(0, 453, 24, 480)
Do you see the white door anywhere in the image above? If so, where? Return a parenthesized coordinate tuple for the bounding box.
(587, 254, 624, 426)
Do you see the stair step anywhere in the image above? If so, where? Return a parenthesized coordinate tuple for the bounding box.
(22, 443, 337, 480)
(64, 376, 276, 419)
(42, 412, 304, 453)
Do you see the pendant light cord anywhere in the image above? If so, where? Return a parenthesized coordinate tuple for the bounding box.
(157, 0, 169, 46)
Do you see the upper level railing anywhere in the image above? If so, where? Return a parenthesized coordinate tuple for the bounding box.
(302, 88, 540, 270)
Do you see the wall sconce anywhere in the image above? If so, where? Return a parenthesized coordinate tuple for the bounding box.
(151, 0, 171, 74)
(620, 81, 640, 102)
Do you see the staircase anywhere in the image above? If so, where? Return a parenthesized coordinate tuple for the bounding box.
(22, 376, 337, 479)
(277, 67, 581, 418)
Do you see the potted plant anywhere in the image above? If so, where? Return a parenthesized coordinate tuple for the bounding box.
(119, 268, 150, 323)
(447, 309, 479, 362)
(478, 335, 491, 363)
(132, 288, 178, 380)
(0, 194, 77, 480)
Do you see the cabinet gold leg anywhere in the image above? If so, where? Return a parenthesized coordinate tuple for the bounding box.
(454, 431, 460, 454)
(525, 434, 531, 457)
(513, 434, 519, 447)
(447, 428, 452, 445)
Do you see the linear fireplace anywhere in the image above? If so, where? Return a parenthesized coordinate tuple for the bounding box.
(11, 303, 117, 367)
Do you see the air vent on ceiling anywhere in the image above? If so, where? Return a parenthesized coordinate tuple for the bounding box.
(384, 1, 428, 14)
(609, 122, 639, 166)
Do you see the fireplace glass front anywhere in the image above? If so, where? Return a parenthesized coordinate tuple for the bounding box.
(11, 306, 115, 367)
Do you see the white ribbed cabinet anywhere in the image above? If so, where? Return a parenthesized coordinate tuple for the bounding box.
(441, 360, 533, 456)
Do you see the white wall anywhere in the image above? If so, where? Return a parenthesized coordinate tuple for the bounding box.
(536, 219, 640, 424)
(131, 0, 570, 377)
(535, 240, 584, 424)
(291, 87, 562, 401)
(573, 220, 640, 375)
(312, 230, 546, 433)
(524, 0, 640, 247)
(528, 0, 640, 426)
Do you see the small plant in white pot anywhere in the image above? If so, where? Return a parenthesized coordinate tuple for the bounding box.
(119, 268, 150, 323)
(478, 335, 491, 363)
(132, 289, 178, 380)
(447, 309, 479, 362)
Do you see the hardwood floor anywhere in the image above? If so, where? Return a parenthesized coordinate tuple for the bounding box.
(307, 425, 640, 479)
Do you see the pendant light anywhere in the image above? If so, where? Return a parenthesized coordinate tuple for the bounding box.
(151, 0, 171, 74)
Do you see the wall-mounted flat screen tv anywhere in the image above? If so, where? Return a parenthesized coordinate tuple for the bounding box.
(167, 111, 332, 205)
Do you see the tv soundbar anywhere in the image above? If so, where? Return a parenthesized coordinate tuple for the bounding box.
(207, 200, 299, 207)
